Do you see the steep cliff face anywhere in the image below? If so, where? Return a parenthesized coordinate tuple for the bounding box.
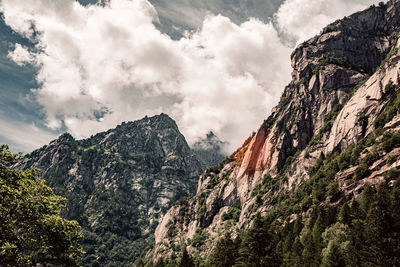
(16, 114, 202, 266)
(151, 1, 400, 262)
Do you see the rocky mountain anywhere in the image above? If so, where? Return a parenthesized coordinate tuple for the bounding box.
(191, 132, 228, 170)
(148, 1, 400, 265)
(15, 114, 202, 266)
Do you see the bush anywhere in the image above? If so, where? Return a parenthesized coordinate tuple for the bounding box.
(381, 131, 400, 152)
(384, 80, 395, 95)
(191, 228, 208, 248)
(327, 182, 339, 196)
(354, 162, 369, 180)
(222, 204, 241, 222)
(374, 88, 400, 129)
(384, 168, 400, 181)
(386, 155, 397, 165)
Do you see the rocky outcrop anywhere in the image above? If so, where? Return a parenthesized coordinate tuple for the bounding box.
(151, 1, 400, 262)
(15, 114, 202, 266)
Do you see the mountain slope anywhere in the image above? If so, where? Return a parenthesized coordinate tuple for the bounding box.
(149, 1, 400, 264)
(15, 114, 202, 266)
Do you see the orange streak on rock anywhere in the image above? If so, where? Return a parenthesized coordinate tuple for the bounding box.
(238, 125, 269, 177)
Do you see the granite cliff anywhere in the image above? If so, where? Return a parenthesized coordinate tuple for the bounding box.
(150, 1, 400, 264)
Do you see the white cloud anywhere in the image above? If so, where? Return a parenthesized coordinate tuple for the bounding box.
(7, 44, 35, 66)
(1, 0, 381, 152)
(0, 117, 58, 153)
(275, 0, 380, 44)
(1, 0, 292, 151)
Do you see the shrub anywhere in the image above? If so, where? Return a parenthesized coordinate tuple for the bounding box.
(384, 168, 400, 181)
(386, 155, 397, 165)
(327, 182, 339, 196)
(222, 203, 241, 222)
(354, 162, 369, 180)
(191, 228, 208, 248)
(381, 131, 400, 152)
(384, 80, 395, 95)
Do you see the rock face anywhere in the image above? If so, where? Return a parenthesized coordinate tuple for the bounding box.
(15, 114, 202, 266)
(191, 132, 228, 170)
(151, 1, 400, 262)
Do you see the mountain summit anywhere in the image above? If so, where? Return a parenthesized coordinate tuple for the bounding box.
(16, 114, 202, 266)
(191, 131, 228, 170)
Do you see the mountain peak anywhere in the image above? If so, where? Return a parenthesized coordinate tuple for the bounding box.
(191, 131, 228, 170)
(15, 114, 202, 265)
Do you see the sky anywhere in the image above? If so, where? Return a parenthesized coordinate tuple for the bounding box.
(0, 0, 381, 153)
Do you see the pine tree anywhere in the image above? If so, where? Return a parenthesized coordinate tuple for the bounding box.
(311, 215, 324, 265)
(301, 229, 315, 267)
(179, 245, 194, 267)
(209, 233, 239, 267)
(337, 203, 351, 224)
(235, 213, 278, 267)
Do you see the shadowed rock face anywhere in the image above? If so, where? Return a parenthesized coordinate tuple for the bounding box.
(151, 1, 400, 261)
(15, 113, 202, 266)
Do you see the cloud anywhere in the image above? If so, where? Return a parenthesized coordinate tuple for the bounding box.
(1, 0, 292, 151)
(0, 0, 381, 152)
(7, 44, 36, 66)
(0, 117, 58, 153)
(275, 0, 380, 44)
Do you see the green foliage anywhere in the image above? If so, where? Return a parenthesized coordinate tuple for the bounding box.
(384, 167, 400, 181)
(208, 233, 240, 267)
(309, 104, 344, 147)
(196, 192, 209, 224)
(321, 222, 352, 267)
(326, 182, 339, 196)
(206, 175, 219, 189)
(374, 85, 400, 129)
(207, 182, 400, 266)
(354, 162, 369, 180)
(205, 161, 234, 190)
(381, 131, 400, 153)
(316, 56, 365, 73)
(179, 246, 194, 267)
(205, 157, 234, 176)
(222, 203, 241, 222)
(384, 80, 395, 95)
(376, 47, 399, 72)
(191, 228, 208, 248)
(0, 145, 83, 266)
(386, 155, 397, 165)
(357, 112, 369, 134)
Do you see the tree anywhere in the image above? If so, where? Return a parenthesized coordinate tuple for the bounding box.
(209, 233, 239, 267)
(235, 213, 279, 267)
(337, 203, 351, 224)
(321, 223, 352, 267)
(0, 145, 83, 266)
(179, 245, 194, 267)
